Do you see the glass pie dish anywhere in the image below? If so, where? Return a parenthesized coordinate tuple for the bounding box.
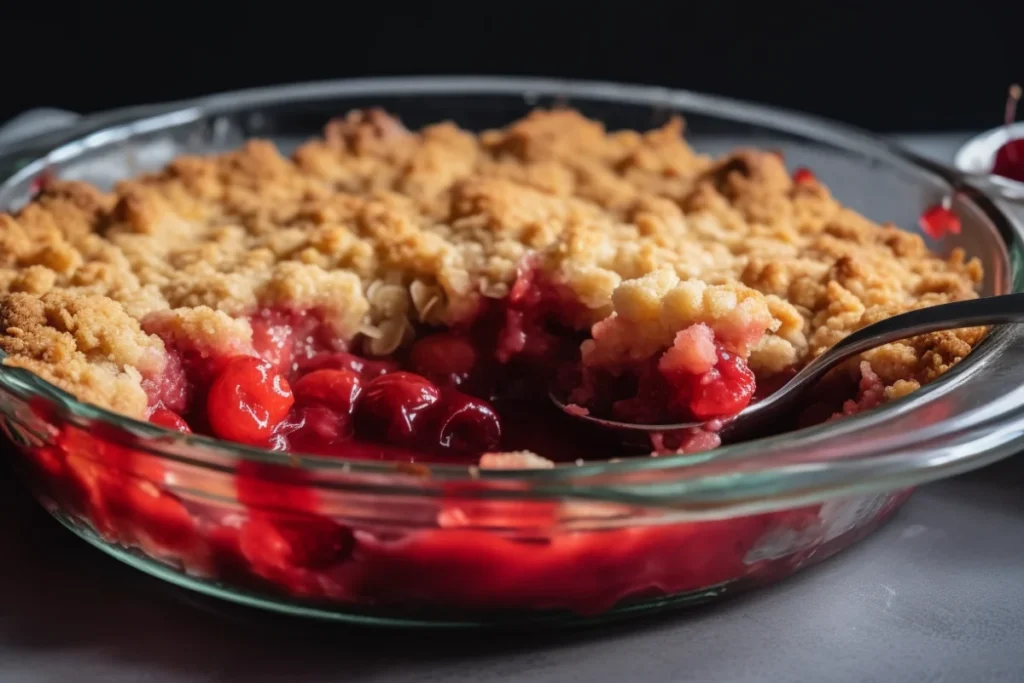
(1, 76, 1023, 628)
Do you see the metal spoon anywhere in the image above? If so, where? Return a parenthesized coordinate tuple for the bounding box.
(551, 292, 1024, 446)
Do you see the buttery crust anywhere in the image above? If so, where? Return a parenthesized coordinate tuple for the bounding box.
(0, 108, 984, 425)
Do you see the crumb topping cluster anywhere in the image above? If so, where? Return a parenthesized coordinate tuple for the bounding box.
(0, 108, 984, 422)
(581, 269, 782, 371)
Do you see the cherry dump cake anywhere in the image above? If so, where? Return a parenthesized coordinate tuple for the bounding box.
(0, 107, 988, 618)
(0, 108, 984, 464)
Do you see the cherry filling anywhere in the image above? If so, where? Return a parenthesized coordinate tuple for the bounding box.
(354, 372, 442, 445)
(435, 390, 502, 453)
(148, 408, 192, 434)
(128, 266, 596, 464)
(19, 268, 903, 618)
(408, 333, 480, 388)
(290, 369, 362, 443)
(137, 266, 764, 464)
(565, 323, 758, 427)
(26, 408, 905, 616)
(689, 349, 757, 420)
(295, 351, 398, 379)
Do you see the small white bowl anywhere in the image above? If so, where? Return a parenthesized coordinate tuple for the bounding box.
(954, 122, 1024, 201)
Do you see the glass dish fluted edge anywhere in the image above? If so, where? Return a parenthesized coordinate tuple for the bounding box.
(0, 76, 1022, 524)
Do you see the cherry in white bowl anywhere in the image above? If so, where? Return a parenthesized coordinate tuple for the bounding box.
(954, 85, 1024, 200)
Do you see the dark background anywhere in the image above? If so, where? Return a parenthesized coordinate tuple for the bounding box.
(3, 2, 1021, 132)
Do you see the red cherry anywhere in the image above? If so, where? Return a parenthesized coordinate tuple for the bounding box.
(289, 369, 362, 446)
(434, 391, 502, 454)
(354, 371, 441, 445)
(792, 167, 816, 184)
(149, 408, 192, 433)
(993, 139, 1024, 183)
(290, 403, 348, 447)
(296, 351, 398, 379)
(292, 369, 362, 413)
(688, 349, 756, 420)
(206, 356, 294, 444)
(991, 84, 1024, 183)
(409, 333, 479, 387)
(918, 204, 962, 240)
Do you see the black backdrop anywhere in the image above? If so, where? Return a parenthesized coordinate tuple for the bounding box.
(3, 1, 1021, 132)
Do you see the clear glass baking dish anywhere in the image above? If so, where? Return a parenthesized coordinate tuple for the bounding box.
(1, 76, 1023, 628)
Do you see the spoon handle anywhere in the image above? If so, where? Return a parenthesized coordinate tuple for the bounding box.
(809, 292, 1024, 382)
(721, 292, 1024, 443)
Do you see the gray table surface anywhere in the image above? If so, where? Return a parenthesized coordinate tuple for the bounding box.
(0, 118, 1021, 682)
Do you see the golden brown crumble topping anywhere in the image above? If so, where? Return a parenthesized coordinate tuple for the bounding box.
(0, 108, 984, 430)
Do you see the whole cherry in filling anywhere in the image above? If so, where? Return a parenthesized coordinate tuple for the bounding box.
(289, 369, 363, 444)
(140, 291, 566, 461)
(352, 371, 502, 455)
(355, 371, 442, 446)
(434, 390, 502, 454)
(207, 357, 295, 444)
